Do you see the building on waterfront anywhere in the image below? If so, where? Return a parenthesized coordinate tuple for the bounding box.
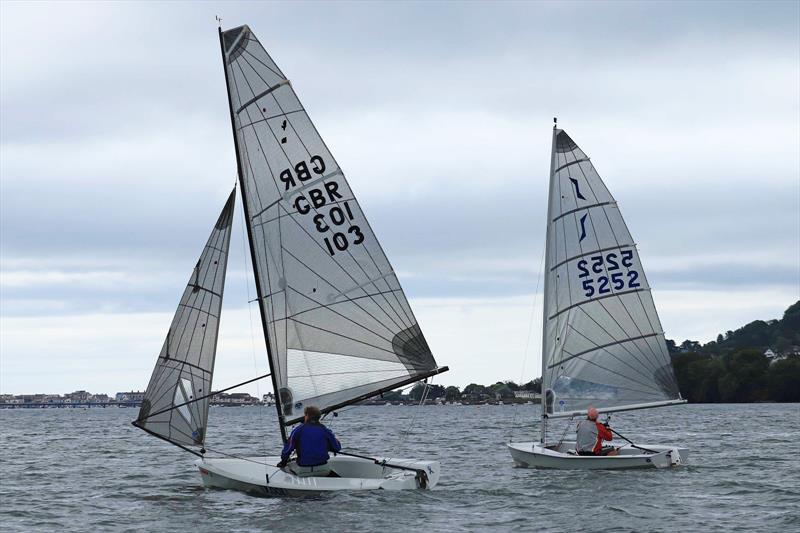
(115, 391, 145, 402)
(211, 392, 259, 405)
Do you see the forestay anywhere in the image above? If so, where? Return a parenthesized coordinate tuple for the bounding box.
(542, 129, 681, 418)
(220, 26, 442, 425)
(135, 190, 235, 446)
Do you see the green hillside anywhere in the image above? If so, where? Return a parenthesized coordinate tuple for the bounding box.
(669, 300, 800, 402)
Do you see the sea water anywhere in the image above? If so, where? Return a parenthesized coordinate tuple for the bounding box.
(1, 404, 798, 531)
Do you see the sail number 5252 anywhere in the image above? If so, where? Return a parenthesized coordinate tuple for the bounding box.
(576, 249, 640, 297)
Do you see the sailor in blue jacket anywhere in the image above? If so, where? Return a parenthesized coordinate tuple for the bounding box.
(278, 405, 341, 477)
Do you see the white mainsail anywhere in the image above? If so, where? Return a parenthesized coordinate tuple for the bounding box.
(541, 128, 682, 423)
(219, 26, 445, 428)
(135, 189, 235, 447)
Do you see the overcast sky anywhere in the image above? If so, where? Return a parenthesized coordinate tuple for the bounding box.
(1, 1, 798, 396)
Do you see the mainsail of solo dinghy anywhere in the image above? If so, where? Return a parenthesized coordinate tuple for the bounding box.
(134, 24, 447, 494)
(219, 24, 447, 439)
(507, 122, 687, 469)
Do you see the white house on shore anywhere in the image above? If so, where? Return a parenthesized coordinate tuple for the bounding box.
(764, 349, 786, 365)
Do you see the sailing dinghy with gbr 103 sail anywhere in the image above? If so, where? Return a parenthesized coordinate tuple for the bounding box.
(507, 121, 688, 470)
(132, 23, 448, 496)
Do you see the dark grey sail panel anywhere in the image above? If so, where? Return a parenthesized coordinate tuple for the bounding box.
(221, 25, 439, 423)
(542, 130, 680, 416)
(135, 190, 235, 446)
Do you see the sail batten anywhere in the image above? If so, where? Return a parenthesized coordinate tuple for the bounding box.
(135, 189, 235, 447)
(541, 129, 681, 421)
(221, 25, 443, 423)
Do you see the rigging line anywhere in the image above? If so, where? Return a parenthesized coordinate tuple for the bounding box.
(222, 31, 287, 442)
(508, 241, 547, 443)
(556, 414, 575, 449)
(239, 190, 269, 461)
(570, 152, 666, 372)
(401, 378, 431, 445)
(236, 53, 421, 335)
(229, 88, 284, 385)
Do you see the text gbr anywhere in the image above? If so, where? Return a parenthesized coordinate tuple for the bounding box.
(280, 155, 365, 256)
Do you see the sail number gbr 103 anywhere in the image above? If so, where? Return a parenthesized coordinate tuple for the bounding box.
(281, 155, 365, 256)
(576, 249, 641, 297)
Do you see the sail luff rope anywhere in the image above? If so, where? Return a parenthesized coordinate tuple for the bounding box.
(238, 182, 270, 461)
(400, 379, 432, 445)
(220, 30, 288, 443)
(507, 244, 546, 443)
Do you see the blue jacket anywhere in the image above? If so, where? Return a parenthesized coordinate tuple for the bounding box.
(281, 422, 341, 466)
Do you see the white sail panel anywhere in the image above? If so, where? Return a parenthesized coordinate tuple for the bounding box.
(221, 26, 441, 424)
(135, 190, 235, 446)
(542, 130, 680, 417)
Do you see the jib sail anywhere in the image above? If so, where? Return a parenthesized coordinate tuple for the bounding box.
(134, 189, 235, 446)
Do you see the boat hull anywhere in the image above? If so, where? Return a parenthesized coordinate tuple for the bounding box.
(196, 454, 440, 496)
(507, 441, 688, 470)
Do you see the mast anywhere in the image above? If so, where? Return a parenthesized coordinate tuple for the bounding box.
(540, 118, 558, 444)
(217, 27, 288, 443)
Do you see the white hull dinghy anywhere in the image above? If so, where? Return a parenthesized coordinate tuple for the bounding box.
(197, 455, 440, 496)
(508, 441, 688, 470)
(507, 122, 688, 470)
(132, 23, 448, 495)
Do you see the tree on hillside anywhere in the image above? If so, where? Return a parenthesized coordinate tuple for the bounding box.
(521, 378, 542, 393)
(463, 383, 487, 396)
(445, 386, 461, 402)
(409, 383, 446, 401)
(382, 389, 404, 402)
(768, 356, 800, 401)
(490, 382, 515, 399)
